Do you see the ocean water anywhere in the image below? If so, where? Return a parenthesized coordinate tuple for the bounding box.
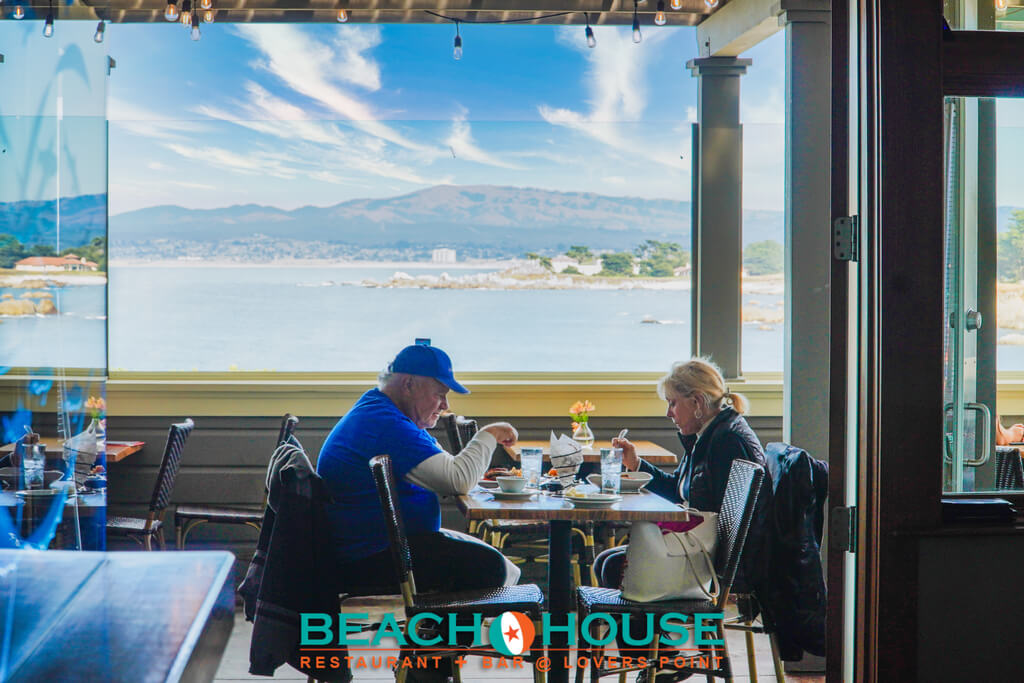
(4, 265, 792, 372)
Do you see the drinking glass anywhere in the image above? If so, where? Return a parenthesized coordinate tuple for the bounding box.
(601, 447, 623, 494)
(520, 447, 543, 488)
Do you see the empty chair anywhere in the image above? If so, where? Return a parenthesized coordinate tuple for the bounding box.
(107, 418, 194, 551)
(176, 414, 298, 549)
(574, 458, 765, 683)
(995, 446, 1024, 490)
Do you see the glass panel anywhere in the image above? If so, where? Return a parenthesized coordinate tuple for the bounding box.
(943, 95, 1024, 493)
(0, 21, 109, 549)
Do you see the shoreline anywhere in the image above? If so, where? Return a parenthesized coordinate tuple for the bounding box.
(107, 258, 520, 270)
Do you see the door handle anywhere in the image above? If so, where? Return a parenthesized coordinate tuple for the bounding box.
(943, 402, 992, 466)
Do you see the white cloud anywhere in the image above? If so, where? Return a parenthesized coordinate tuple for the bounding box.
(444, 109, 522, 169)
(233, 25, 440, 157)
(539, 27, 680, 169)
(108, 97, 190, 141)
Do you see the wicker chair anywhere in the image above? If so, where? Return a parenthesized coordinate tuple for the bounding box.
(574, 458, 765, 683)
(995, 446, 1024, 490)
(369, 454, 548, 683)
(107, 418, 195, 551)
(175, 414, 298, 549)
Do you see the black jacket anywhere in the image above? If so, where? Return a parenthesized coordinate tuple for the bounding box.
(760, 442, 828, 661)
(637, 407, 771, 593)
(239, 442, 350, 682)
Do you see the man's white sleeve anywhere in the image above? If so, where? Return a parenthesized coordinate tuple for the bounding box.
(406, 430, 498, 495)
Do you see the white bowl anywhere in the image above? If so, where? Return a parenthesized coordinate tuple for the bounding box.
(587, 471, 653, 492)
(496, 475, 528, 493)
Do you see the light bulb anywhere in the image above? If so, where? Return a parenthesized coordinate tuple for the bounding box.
(632, 18, 642, 43)
(191, 25, 200, 40)
(453, 34, 462, 61)
(164, 1, 178, 21)
(43, 12, 54, 38)
(655, 0, 666, 25)
(337, 8, 348, 22)
(203, 9, 213, 22)
(996, 0, 1008, 9)
(94, 20, 105, 43)
(704, 0, 719, 7)
(585, 26, 596, 49)
(670, 0, 683, 9)
(181, 10, 190, 25)
(13, 4, 24, 19)
(199, 0, 211, 8)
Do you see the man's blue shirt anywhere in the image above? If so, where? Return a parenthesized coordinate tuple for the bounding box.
(317, 388, 443, 560)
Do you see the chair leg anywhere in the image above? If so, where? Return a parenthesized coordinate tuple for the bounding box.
(156, 528, 166, 551)
(396, 663, 409, 683)
(717, 619, 733, 683)
(533, 619, 547, 683)
(744, 630, 758, 682)
(143, 534, 153, 551)
(769, 633, 786, 683)
(452, 658, 463, 683)
(176, 523, 184, 550)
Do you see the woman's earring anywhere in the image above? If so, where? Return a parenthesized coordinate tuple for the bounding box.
(694, 408, 703, 420)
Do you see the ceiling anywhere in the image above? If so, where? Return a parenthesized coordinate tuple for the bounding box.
(10, 0, 729, 26)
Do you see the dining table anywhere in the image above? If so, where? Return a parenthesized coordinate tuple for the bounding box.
(456, 485, 691, 683)
(504, 440, 679, 466)
(0, 437, 145, 464)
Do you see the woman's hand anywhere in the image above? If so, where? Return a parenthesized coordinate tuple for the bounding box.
(612, 437, 639, 471)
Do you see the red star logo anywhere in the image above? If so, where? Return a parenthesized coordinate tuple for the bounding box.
(504, 625, 520, 642)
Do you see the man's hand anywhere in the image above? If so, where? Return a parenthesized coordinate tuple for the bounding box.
(481, 422, 518, 447)
(612, 437, 639, 471)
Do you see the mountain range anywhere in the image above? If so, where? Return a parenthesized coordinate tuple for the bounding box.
(4, 186, 1022, 257)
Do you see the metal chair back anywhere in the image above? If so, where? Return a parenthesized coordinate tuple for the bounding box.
(714, 458, 766, 593)
(147, 419, 194, 514)
(277, 413, 299, 447)
(368, 454, 417, 605)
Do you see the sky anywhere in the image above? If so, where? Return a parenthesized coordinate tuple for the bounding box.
(99, 21, 788, 215)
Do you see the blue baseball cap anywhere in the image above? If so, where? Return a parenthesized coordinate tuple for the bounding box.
(389, 343, 470, 394)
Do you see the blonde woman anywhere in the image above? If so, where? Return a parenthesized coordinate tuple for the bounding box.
(594, 357, 771, 594)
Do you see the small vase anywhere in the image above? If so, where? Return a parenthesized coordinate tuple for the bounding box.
(572, 421, 595, 450)
(90, 417, 107, 467)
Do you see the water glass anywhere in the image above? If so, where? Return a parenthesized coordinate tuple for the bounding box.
(520, 447, 544, 488)
(600, 447, 623, 494)
(24, 444, 45, 490)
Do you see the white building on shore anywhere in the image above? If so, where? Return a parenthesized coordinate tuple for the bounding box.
(431, 248, 456, 264)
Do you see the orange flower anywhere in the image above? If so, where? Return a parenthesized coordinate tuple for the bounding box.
(582, 400, 596, 413)
(572, 421, 580, 431)
(570, 401, 584, 415)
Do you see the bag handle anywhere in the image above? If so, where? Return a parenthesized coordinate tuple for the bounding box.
(683, 532, 720, 601)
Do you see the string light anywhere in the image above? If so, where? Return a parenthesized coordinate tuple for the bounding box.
(584, 13, 596, 49)
(337, 8, 348, 22)
(94, 20, 105, 43)
(655, 0, 667, 25)
(704, 0, 720, 7)
(43, 5, 54, 38)
(670, 0, 683, 9)
(632, 0, 642, 43)
(199, 0, 212, 9)
(191, 9, 200, 40)
(164, 1, 178, 21)
(13, 4, 24, 19)
(203, 8, 214, 22)
(181, 0, 191, 25)
(453, 21, 463, 60)
(995, 0, 1008, 9)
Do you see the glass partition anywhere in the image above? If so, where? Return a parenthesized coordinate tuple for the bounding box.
(943, 95, 1024, 493)
(0, 21, 109, 549)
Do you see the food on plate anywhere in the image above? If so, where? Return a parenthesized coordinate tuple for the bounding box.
(565, 486, 586, 498)
(483, 466, 521, 481)
(548, 467, 559, 477)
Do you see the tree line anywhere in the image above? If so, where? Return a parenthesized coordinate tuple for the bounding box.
(0, 235, 107, 271)
(526, 239, 783, 277)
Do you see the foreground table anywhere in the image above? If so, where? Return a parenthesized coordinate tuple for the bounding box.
(0, 550, 235, 682)
(457, 487, 690, 683)
(505, 440, 679, 466)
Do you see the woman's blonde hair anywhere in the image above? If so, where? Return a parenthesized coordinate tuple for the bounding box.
(656, 357, 749, 416)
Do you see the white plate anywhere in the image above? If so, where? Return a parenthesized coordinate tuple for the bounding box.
(567, 493, 622, 507)
(478, 480, 499, 489)
(490, 489, 540, 501)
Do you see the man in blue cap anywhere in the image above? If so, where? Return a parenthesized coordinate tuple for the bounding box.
(318, 342, 521, 593)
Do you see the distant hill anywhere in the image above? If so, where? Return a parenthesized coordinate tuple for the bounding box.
(0, 194, 106, 248)
(106, 185, 783, 254)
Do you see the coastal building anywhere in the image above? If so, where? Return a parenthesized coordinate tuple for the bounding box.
(431, 248, 456, 264)
(14, 254, 99, 272)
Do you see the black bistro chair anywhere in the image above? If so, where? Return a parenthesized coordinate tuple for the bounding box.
(176, 413, 299, 549)
(574, 458, 765, 683)
(369, 454, 548, 683)
(995, 445, 1024, 490)
(107, 418, 195, 551)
